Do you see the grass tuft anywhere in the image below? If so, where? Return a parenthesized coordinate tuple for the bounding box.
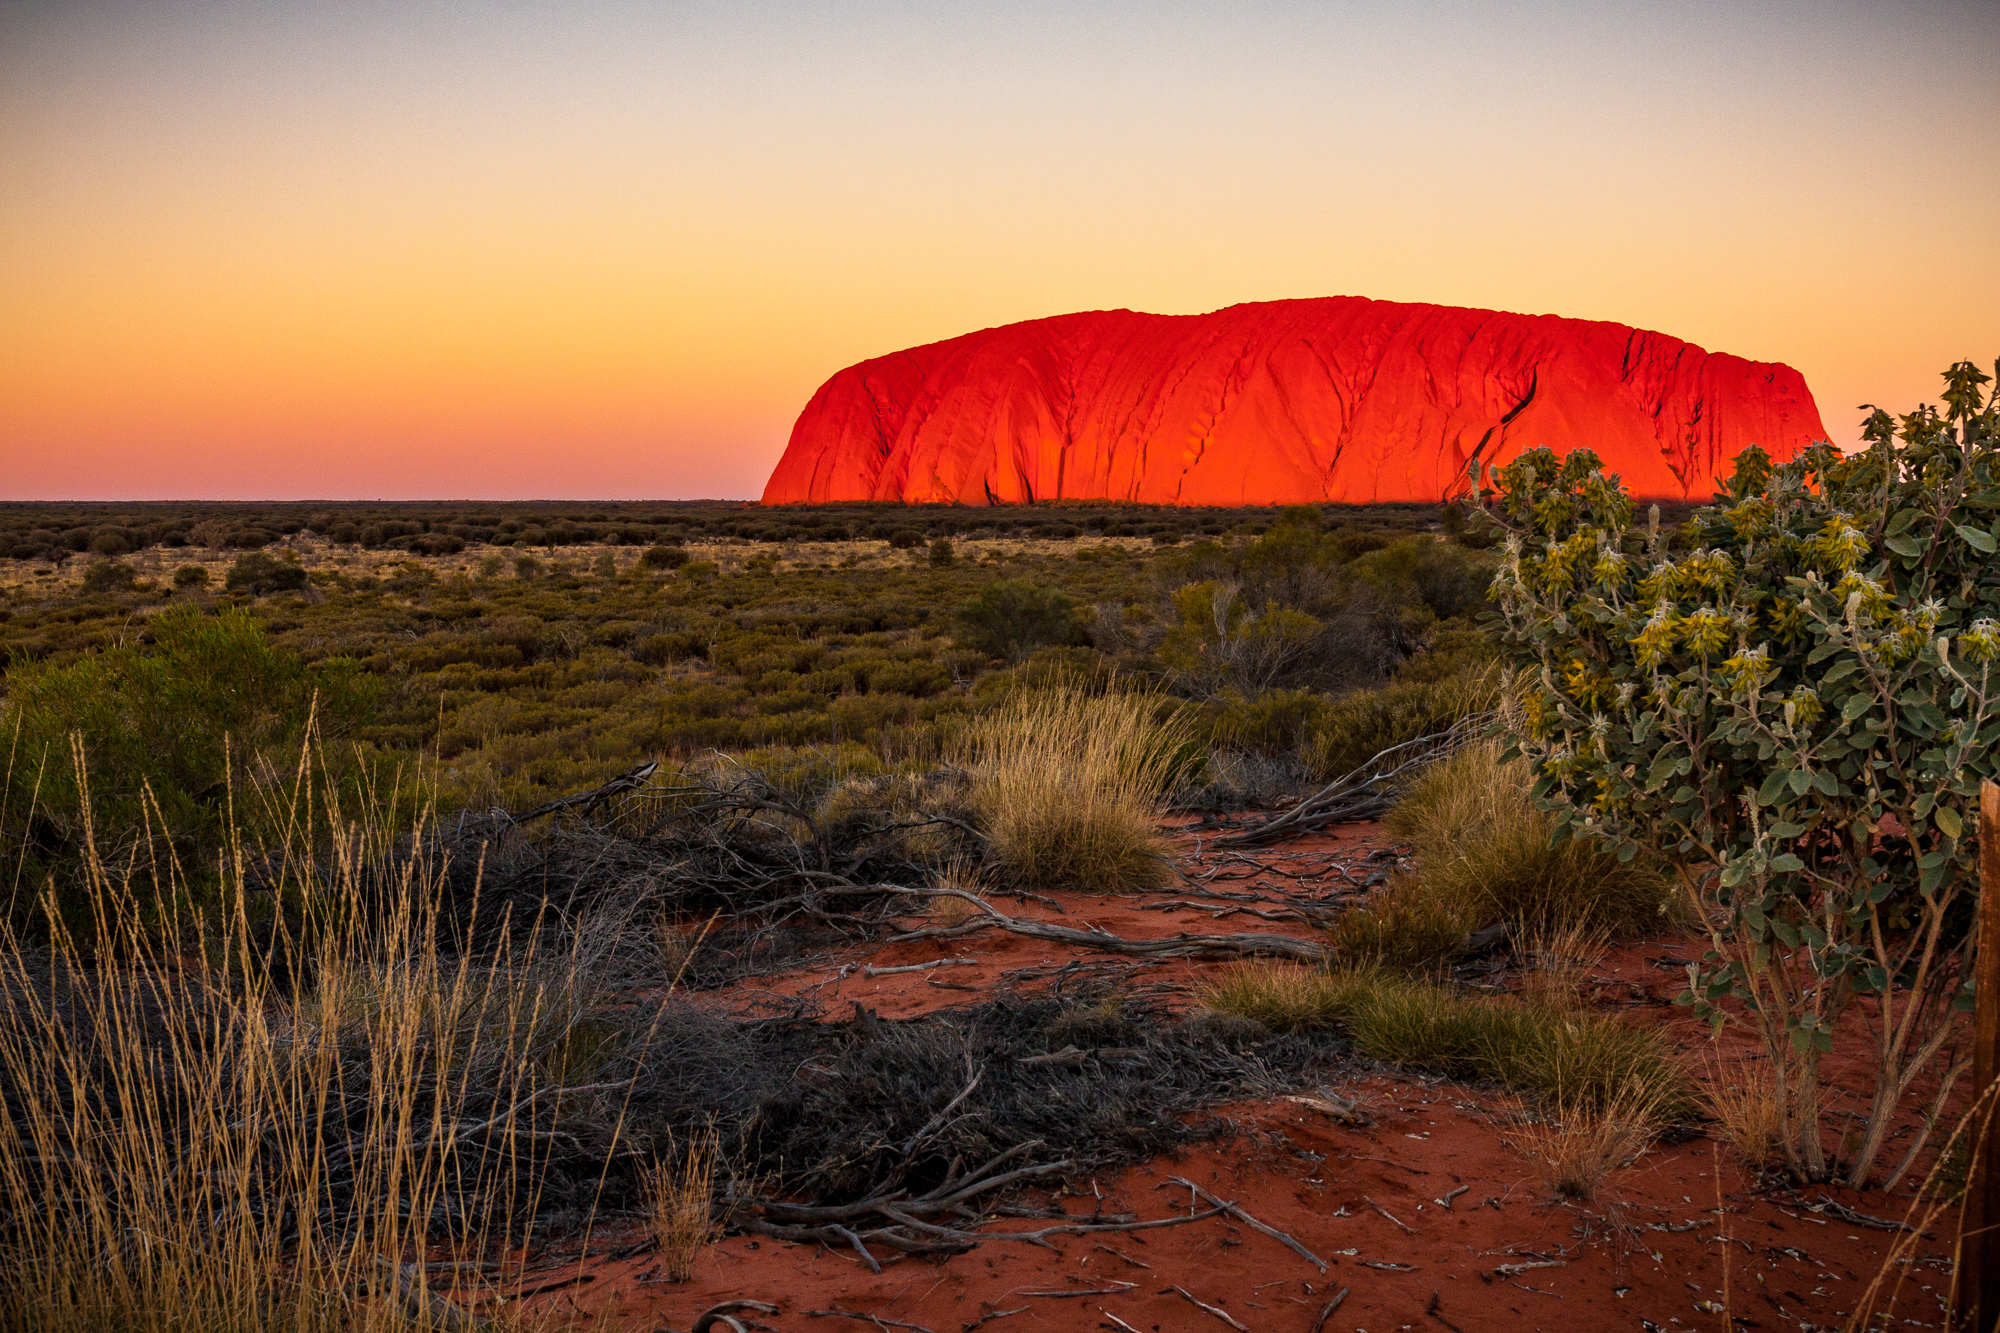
(1511, 1081, 1672, 1203)
(644, 1134, 720, 1283)
(1698, 1051, 1786, 1171)
(964, 684, 1190, 893)
(1200, 963, 1686, 1113)
(1384, 739, 1674, 937)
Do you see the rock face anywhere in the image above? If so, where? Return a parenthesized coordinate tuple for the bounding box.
(761, 297, 1825, 506)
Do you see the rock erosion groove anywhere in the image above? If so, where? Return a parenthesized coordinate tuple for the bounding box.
(762, 297, 1826, 505)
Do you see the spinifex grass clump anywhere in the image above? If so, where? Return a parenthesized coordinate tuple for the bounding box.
(0, 746, 627, 1333)
(1481, 359, 2000, 1187)
(1384, 740, 1674, 935)
(964, 683, 1193, 893)
(1199, 962, 1685, 1114)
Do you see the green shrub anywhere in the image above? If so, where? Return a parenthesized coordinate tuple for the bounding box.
(928, 538, 955, 567)
(224, 551, 309, 596)
(641, 545, 689, 570)
(1481, 361, 2000, 1187)
(80, 560, 137, 594)
(954, 581, 1078, 660)
(0, 607, 376, 916)
(1200, 688, 1332, 757)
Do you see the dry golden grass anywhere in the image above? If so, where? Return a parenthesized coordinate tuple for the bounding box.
(0, 745, 585, 1333)
(1386, 739, 1676, 937)
(1512, 1080, 1672, 1203)
(964, 684, 1191, 894)
(643, 1135, 720, 1283)
(1516, 920, 1612, 1010)
(922, 860, 986, 927)
(1196, 961, 1362, 1032)
(1698, 1051, 1787, 1172)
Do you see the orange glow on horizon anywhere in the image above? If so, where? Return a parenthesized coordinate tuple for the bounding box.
(3, 2, 1995, 499)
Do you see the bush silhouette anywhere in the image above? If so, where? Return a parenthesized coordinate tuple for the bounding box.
(172, 564, 210, 589)
(955, 581, 1078, 660)
(225, 551, 309, 596)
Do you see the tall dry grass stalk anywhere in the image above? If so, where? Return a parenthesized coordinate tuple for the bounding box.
(1844, 1075, 2000, 1333)
(0, 737, 619, 1333)
(964, 685, 1191, 893)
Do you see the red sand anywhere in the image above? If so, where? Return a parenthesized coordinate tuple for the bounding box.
(761, 299, 1828, 507)
(512, 822, 1963, 1333)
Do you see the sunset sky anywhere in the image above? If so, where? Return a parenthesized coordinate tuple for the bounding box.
(3, 0, 1996, 500)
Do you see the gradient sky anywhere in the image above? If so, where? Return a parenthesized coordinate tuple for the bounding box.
(3, 0, 1996, 500)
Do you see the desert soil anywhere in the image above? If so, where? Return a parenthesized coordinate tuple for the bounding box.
(511, 822, 1964, 1333)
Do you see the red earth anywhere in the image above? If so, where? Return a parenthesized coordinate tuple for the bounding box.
(505, 823, 1964, 1333)
(761, 299, 1828, 508)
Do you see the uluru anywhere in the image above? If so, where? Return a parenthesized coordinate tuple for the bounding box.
(761, 297, 1827, 506)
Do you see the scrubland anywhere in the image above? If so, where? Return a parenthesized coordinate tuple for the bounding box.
(0, 482, 1980, 1332)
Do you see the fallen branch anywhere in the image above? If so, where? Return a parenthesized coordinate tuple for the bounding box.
(1210, 717, 1490, 847)
(1363, 1194, 1415, 1234)
(1170, 1286, 1250, 1332)
(690, 1301, 782, 1333)
(505, 761, 660, 824)
(1163, 1176, 1328, 1271)
(1309, 1288, 1349, 1333)
(807, 1309, 937, 1333)
(887, 887, 1331, 962)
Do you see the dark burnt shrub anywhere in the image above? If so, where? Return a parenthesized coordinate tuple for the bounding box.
(886, 528, 924, 550)
(62, 528, 92, 552)
(224, 551, 309, 596)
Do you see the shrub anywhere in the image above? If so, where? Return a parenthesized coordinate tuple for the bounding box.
(0, 606, 373, 911)
(887, 528, 924, 550)
(87, 529, 131, 557)
(955, 581, 1078, 660)
(171, 564, 210, 590)
(1481, 361, 2000, 1187)
(223, 551, 309, 596)
(928, 537, 955, 567)
(641, 544, 690, 570)
(1158, 581, 1331, 698)
(965, 685, 1188, 893)
(79, 560, 137, 594)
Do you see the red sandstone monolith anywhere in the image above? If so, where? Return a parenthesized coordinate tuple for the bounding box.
(762, 297, 1825, 505)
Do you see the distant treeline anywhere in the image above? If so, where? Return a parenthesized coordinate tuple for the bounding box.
(0, 500, 1453, 562)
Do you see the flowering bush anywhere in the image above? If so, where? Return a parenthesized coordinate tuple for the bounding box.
(1480, 360, 2000, 1187)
